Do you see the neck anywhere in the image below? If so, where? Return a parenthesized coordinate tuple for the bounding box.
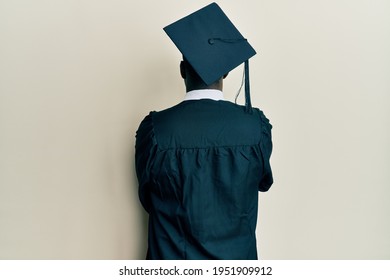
(185, 80, 223, 93)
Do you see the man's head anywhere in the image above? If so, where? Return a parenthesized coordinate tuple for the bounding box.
(164, 3, 256, 109)
(180, 58, 228, 92)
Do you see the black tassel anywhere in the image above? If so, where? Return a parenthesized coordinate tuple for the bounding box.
(244, 60, 252, 113)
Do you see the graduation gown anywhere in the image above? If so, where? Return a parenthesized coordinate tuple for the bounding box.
(135, 99, 273, 259)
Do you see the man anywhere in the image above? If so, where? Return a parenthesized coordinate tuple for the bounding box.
(135, 3, 273, 260)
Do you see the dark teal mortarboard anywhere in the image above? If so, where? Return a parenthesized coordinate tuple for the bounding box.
(163, 2, 256, 112)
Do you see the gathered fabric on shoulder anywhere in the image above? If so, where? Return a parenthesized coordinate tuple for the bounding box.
(135, 100, 273, 260)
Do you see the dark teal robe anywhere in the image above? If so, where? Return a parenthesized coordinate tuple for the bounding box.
(135, 99, 273, 259)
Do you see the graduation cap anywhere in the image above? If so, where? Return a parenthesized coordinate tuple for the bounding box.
(163, 2, 256, 112)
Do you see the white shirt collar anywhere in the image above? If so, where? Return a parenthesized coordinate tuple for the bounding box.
(184, 89, 225, 101)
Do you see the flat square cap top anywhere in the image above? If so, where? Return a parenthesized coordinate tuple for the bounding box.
(163, 2, 256, 85)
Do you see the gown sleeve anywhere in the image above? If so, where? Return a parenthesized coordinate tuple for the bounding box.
(135, 112, 158, 212)
(258, 110, 274, 192)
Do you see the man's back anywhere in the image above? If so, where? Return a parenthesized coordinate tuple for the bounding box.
(135, 98, 273, 259)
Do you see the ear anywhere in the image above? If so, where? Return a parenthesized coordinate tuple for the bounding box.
(180, 61, 186, 79)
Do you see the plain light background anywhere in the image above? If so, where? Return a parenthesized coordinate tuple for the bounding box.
(0, 0, 389, 259)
